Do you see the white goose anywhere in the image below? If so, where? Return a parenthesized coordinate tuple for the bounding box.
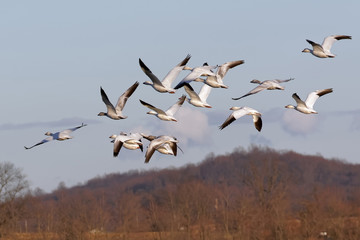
(219, 107, 262, 132)
(285, 88, 333, 114)
(109, 132, 143, 157)
(141, 134, 183, 155)
(24, 123, 87, 150)
(232, 78, 294, 100)
(98, 81, 139, 120)
(142, 135, 179, 163)
(173, 63, 217, 89)
(195, 60, 244, 88)
(183, 83, 212, 108)
(139, 95, 186, 122)
(139, 54, 191, 93)
(302, 35, 351, 58)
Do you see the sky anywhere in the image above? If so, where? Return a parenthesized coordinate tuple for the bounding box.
(1, 1, 359, 193)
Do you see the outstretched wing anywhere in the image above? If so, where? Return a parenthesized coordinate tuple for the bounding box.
(100, 87, 116, 113)
(24, 136, 53, 150)
(217, 60, 244, 80)
(162, 54, 191, 88)
(139, 99, 166, 115)
(232, 85, 267, 100)
(115, 81, 139, 112)
(165, 95, 186, 116)
(322, 35, 351, 54)
(273, 78, 294, 83)
(305, 88, 333, 109)
(139, 58, 164, 86)
(62, 123, 87, 135)
(306, 39, 324, 53)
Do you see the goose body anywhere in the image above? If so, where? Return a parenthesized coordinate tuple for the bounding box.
(173, 63, 217, 89)
(195, 60, 244, 88)
(142, 135, 179, 163)
(183, 83, 212, 108)
(232, 78, 294, 100)
(140, 55, 191, 93)
(98, 81, 139, 120)
(285, 88, 333, 114)
(219, 107, 262, 131)
(302, 35, 351, 58)
(24, 123, 87, 150)
(109, 132, 143, 157)
(140, 95, 186, 122)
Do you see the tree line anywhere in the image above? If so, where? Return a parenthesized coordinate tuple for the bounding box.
(1, 146, 360, 239)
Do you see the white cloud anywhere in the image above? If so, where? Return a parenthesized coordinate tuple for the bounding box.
(281, 110, 319, 136)
(349, 111, 360, 131)
(164, 106, 212, 146)
(0, 117, 100, 131)
(249, 134, 272, 146)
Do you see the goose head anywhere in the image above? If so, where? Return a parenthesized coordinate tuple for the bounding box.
(284, 104, 295, 109)
(143, 81, 153, 86)
(302, 48, 311, 53)
(230, 106, 241, 111)
(146, 110, 157, 116)
(109, 134, 117, 139)
(183, 66, 193, 71)
(250, 79, 262, 84)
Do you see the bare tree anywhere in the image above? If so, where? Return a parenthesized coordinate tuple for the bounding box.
(0, 161, 29, 235)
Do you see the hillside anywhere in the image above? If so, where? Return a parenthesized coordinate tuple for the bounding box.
(13, 146, 360, 239)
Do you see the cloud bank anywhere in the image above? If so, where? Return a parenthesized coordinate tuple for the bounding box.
(0, 117, 100, 131)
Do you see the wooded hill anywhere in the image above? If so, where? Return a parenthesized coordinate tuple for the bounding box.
(9, 146, 360, 239)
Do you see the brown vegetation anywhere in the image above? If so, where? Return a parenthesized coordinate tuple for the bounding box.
(2, 146, 360, 239)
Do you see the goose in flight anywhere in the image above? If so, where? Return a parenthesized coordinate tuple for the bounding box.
(142, 134, 184, 155)
(232, 78, 294, 100)
(194, 60, 245, 88)
(109, 132, 143, 157)
(141, 134, 179, 163)
(219, 107, 262, 132)
(173, 63, 217, 89)
(302, 35, 351, 58)
(183, 83, 212, 108)
(285, 88, 333, 114)
(139, 95, 186, 122)
(98, 81, 139, 120)
(24, 123, 87, 150)
(139, 54, 191, 93)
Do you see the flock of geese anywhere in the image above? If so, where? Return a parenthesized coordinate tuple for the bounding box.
(25, 34, 352, 163)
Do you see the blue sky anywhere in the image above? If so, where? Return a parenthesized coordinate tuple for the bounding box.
(1, 1, 359, 192)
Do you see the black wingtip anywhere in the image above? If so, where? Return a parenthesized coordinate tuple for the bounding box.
(255, 118, 263, 132)
(139, 58, 151, 72)
(174, 82, 185, 90)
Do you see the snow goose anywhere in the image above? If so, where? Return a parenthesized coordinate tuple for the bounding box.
(302, 35, 351, 58)
(139, 54, 191, 93)
(98, 81, 139, 120)
(24, 123, 87, 150)
(182, 83, 212, 108)
(194, 60, 244, 88)
(219, 107, 262, 132)
(173, 63, 217, 89)
(142, 135, 179, 163)
(109, 132, 143, 157)
(232, 78, 294, 100)
(139, 95, 186, 122)
(285, 88, 333, 114)
(141, 134, 184, 155)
